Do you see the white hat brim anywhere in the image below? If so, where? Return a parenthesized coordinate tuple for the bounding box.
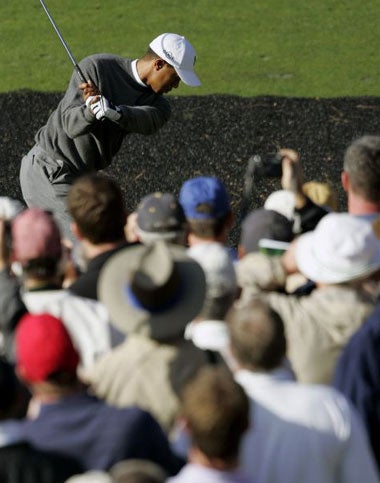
(175, 68, 201, 87)
(295, 231, 380, 284)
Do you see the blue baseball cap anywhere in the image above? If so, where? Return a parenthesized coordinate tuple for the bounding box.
(179, 176, 231, 220)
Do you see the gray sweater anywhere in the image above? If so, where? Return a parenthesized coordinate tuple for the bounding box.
(35, 54, 171, 175)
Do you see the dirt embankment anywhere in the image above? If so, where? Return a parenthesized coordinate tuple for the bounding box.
(1, 92, 380, 245)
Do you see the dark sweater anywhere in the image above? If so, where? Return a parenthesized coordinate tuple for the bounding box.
(333, 302, 380, 470)
(69, 242, 130, 301)
(35, 54, 171, 174)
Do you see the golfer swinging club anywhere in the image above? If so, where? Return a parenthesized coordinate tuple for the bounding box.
(19, 32, 201, 242)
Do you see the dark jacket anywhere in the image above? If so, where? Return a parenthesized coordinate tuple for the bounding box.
(333, 302, 380, 470)
(0, 442, 83, 483)
(69, 242, 130, 301)
(19, 392, 184, 474)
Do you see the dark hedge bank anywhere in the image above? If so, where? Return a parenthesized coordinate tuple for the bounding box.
(1, 92, 380, 246)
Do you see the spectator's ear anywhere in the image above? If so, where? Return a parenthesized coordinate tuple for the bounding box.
(179, 416, 192, 436)
(341, 171, 349, 192)
(238, 244, 246, 260)
(124, 212, 139, 243)
(281, 240, 299, 275)
(70, 222, 83, 241)
(15, 365, 28, 385)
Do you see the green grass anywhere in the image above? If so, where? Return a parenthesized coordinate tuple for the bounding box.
(2, 0, 380, 97)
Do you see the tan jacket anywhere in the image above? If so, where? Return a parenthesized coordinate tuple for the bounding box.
(237, 253, 377, 384)
(83, 334, 209, 433)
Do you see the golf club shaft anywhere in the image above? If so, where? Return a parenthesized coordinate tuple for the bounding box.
(39, 0, 87, 84)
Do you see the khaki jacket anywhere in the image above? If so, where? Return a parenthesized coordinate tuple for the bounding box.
(83, 334, 209, 433)
(237, 253, 377, 384)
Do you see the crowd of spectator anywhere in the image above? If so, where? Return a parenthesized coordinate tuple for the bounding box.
(1, 134, 380, 482)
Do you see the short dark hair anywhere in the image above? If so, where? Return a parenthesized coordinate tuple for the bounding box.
(143, 47, 160, 60)
(227, 298, 286, 371)
(142, 47, 171, 67)
(22, 258, 60, 280)
(67, 174, 127, 244)
(187, 212, 230, 239)
(343, 135, 380, 202)
(180, 366, 249, 461)
(199, 292, 236, 320)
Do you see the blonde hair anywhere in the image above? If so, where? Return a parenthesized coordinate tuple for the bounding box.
(302, 181, 338, 211)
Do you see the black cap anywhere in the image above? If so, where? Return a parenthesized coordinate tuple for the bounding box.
(137, 192, 186, 233)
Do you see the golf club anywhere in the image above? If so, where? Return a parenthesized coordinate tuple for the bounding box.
(39, 0, 104, 114)
(39, 0, 88, 83)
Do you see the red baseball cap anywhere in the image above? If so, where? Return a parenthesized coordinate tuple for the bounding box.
(15, 313, 79, 383)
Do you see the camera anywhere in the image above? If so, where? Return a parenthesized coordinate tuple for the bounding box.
(251, 153, 284, 178)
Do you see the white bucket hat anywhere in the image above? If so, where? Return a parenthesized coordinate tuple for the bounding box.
(295, 213, 380, 284)
(150, 33, 201, 87)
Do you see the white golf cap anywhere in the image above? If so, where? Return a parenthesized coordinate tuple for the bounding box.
(150, 33, 201, 87)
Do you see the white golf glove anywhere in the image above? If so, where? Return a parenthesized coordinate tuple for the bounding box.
(86, 95, 121, 122)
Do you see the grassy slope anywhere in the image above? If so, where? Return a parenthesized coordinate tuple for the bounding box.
(2, 0, 380, 97)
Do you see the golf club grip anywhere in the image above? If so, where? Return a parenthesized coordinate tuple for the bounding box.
(74, 65, 100, 95)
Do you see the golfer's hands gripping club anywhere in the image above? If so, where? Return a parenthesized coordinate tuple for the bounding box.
(80, 80, 121, 122)
(80, 80, 100, 101)
(85, 95, 108, 120)
(86, 95, 122, 122)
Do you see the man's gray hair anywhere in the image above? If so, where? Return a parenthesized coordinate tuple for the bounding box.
(343, 135, 380, 202)
(227, 297, 286, 372)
